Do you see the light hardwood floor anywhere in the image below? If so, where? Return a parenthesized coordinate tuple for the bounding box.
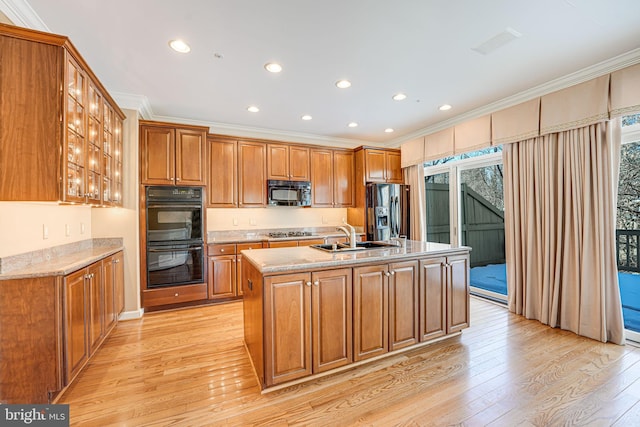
(60, 297, 640, 426)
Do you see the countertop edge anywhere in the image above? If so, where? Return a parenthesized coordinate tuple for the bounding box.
(244, 246, 471, 275)
(0, 245, 124, 281)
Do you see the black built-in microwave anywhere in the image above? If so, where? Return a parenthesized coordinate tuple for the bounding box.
(267, 180, 311, 206)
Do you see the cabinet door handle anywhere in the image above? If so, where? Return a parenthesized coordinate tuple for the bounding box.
(220, 249, 225, 252)
(306, 281, 312, 287)
(174, 293, 179, 297)
(313, 281, 319, 286)
(232, 259, 236, 263)
(390, 271, 395, 276)
(176, 177, 181, 181)
(384, 271, 390, 277)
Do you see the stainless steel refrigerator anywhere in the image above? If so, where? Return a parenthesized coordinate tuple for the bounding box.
(365, 183, 410, 241)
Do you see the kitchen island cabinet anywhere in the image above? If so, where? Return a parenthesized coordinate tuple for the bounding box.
(241, 241, 470, 391)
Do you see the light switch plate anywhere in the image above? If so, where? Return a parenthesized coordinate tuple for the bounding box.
(43, 225, 49, 240)
(65, 224, 71, 237)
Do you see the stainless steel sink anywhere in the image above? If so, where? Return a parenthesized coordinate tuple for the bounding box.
(310, 241, 398, 253)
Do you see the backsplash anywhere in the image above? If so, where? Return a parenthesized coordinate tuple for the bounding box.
(206, 207, 348, 231)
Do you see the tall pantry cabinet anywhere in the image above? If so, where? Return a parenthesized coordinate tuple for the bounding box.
(0, 23, 125, 205)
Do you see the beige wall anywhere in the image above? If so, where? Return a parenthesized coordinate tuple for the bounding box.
(207, 207, 347, 231)
(0, 202, 92, 257)
(91, 109, 140, 314)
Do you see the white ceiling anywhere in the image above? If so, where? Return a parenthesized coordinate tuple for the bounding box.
(5, 0, 640, 147)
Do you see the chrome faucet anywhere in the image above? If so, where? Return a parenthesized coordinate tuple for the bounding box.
(336, 221, 357, 248)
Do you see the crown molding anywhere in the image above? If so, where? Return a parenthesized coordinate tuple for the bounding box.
(150, 114, 373, 149)
(111, 92, 154, 120)
(0, 0, 48, 30)
(389, 47, 640, 147)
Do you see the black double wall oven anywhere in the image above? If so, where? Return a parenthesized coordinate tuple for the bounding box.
(145, 186, 204, 288)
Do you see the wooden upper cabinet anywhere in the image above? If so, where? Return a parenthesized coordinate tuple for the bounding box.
(333, 150, 354, 207)
(267, 144, 310, 181)
(175, 128, 206, 185)
(310, 148, 353, 207)
(310, 149, 333, 207)
(386, 151, 403, 183)
(140, 121, 207, 186)
(0, 24, 125, 204)
(140, 125, 174, 185)
(238, 141, 267, 207)
(289, 146, 310, 181)
(207, 138, 237, 207)
(364, 148, 403, 184)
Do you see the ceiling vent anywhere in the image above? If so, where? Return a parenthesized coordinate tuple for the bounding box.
(472, 27, 522, 55)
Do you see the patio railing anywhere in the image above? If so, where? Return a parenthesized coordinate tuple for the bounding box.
(617, 229, 640, 273)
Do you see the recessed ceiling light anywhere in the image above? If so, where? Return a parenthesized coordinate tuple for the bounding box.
(392, 93, 407, 101)
(301, 115, 312, 121)
(348, 122, 358, 128)
(385, 128, 394, 133)
(169, 39, 191, 53)
(264, 62, 282, 73)
(336, 80, 352, 89)
(247, 106, 260, 113)
(439, 104, 452, 111)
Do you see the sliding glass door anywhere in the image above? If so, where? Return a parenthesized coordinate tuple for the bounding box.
(425, 150, 507, 302)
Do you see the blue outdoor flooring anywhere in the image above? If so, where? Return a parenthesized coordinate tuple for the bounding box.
(470, 263, 640, 332)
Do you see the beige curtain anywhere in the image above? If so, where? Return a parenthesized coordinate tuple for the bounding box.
(403, 165, 426, 241)
(503, 121, 624, 344)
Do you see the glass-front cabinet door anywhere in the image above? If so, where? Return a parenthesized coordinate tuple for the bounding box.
(64, 56, 86, 203)
(102, 102, 114, 204)
(86, 82, 102, 204)
(113, 116, 123, 206)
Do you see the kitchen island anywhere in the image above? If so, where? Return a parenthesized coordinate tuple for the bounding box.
(241, 241, 471, 391)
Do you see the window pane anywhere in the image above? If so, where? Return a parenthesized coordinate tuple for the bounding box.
(425, 172, 450, 244)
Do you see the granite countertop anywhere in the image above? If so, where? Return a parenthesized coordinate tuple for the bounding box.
(241, 240, 471, 274)
(0, 238, 124, 281)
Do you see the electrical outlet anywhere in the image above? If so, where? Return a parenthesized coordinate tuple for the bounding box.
(65, 224, 71, 237)
(322, 216, 329, 224)
(250, 218, 257, 226)
(233, 218, 238, 226)
(80, 222, 85, 234)
(42, 225, 49, 240)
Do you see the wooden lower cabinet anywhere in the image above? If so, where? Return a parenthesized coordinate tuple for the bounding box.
(419, 257, 447, 341)
(264, 272, 311, 386)
(207, 242, 264, 299)
(87, 262, 105, 355)
(264, 269, 353, 386)
(65, 252, 125, 385)
(312, 269, 353, 373)
(388, 261, 419, 351)
(447, 254, 470, 333)
(353, 265, 389, 361)
(208, 255, 237, 299)
(64, 269, 90, 383)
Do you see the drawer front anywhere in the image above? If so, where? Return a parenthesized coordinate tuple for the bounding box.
(208, 244, 236, 256)
(237, 242, 264, 252)
(142, 283, 208, 307)
(298, 238, 325, 246)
